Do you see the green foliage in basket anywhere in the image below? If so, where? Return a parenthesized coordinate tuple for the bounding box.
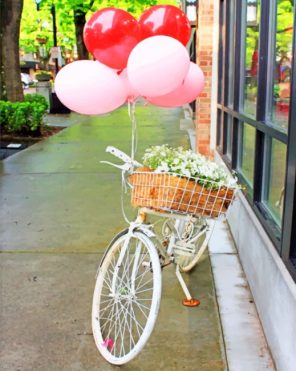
(142, 145, 238, 189)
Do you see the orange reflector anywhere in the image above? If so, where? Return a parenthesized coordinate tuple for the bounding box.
(182, 298, 200, 307)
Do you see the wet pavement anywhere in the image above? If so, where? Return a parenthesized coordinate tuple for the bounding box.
(0, 103, 226, 370)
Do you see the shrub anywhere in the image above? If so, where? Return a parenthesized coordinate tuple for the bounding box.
(35, 71, 52, 80)
(24, 93, 48, 110)
(0, 94, 48, 135)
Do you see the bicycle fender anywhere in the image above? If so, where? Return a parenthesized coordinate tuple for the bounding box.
(136, 226, 155, 238)
(97, 229, 129, 273)
(96, 227, 155, 278)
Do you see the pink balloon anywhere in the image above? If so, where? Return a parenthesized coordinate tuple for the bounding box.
(119, 69, 140, 102)
(127, 35, 190, 97)
(148, 62, 205, 107)
(55, 60, 127, 115)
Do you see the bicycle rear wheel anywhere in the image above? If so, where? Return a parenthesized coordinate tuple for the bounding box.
(174, 219, 208, 273)
(92, 231, 162, 365)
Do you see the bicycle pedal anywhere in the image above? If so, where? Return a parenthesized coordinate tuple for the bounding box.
(182, 298, 200, 307)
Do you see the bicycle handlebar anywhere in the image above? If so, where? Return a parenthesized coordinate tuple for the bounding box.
(105, 146, 142, 168)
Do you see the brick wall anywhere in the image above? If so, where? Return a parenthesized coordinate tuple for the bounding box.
(195, 0, 215, 156)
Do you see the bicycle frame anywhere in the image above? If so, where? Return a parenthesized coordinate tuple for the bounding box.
(92, 146, 235, 364)
(100, 145, 217, 305)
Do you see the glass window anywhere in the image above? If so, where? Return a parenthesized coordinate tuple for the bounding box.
(217, 0, 295, 279)
(271, 0, 294, 133)
(242, 0, 261, 117)
(263, 139, 287, 225)
(226, 115, 233, 157)
(239, 123, 256, 186)
(217, 109, 222, 148)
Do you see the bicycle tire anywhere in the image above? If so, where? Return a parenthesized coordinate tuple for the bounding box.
(92, 231, 162, 365)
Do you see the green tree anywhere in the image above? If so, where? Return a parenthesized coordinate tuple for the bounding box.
(0, 0, 24, 101)
(245, 0, 294, 67)
(1, 0, 178, 102)
(276, 0, 294, 56)
(20, 0, 178, 60)
(20, 0, 76, 58)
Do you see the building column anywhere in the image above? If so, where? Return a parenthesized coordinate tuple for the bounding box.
(195, 0, 216, 156)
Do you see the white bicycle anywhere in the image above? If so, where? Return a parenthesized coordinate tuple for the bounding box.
(92, 146, 235, 365)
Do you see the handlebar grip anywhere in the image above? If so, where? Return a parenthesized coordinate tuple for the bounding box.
(106, 146, 132, 163)
(106, 146, 142, 167)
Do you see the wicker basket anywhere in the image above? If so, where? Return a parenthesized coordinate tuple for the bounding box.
(128, 168, 236, 218)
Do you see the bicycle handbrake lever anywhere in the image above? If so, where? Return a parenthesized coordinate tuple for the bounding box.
(100, 161, 131, 171)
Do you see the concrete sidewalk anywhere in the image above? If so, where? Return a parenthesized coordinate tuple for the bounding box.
(0, 104, 226, 370)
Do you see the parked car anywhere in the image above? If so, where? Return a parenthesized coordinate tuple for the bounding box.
(21, 73, 33, 89)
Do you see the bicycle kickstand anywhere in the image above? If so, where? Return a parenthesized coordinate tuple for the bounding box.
(175, 265, 200, 307)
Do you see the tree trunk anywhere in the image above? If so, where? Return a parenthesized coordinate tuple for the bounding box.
(0, 0, 24, 101)
(74, 9, 89, 60)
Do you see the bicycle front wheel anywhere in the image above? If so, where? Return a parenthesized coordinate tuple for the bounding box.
(92, 231, 162, 365)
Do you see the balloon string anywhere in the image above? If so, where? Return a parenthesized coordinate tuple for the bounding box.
(130, 99, 138, 170)
(128, 99, 131, 118)
(120, 99, 138, 226)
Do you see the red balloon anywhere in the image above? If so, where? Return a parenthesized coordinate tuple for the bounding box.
(83, 8, 141, 70)
(139, 5, 191, 46)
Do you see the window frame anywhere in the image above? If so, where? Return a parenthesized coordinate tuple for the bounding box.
(281, 9, 296, 281)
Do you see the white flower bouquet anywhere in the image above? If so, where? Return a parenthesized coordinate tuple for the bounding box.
(129, 145, 239, 218)
(142, 144, 237, 188)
